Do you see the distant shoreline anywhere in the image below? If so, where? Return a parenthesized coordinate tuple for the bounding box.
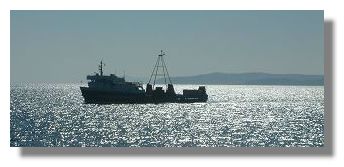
(157, 72, 324, 86)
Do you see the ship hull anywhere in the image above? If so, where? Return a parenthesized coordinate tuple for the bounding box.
(80, 87, 147, 104)
(80, 87, 207, 104)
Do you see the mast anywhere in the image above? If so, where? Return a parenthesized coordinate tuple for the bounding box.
(148, 50, 173, 88)
(98, 60, 104, 76)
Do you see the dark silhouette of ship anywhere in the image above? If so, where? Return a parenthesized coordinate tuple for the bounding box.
(80, 51, 208, 104)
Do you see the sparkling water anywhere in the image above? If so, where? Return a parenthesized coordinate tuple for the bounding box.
(10, 83, 324, 147)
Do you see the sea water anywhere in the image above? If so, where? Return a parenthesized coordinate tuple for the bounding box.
(10, 83, 324, 147)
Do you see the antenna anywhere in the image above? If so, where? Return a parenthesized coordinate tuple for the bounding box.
(98, 58, 106, 76)
(98, 59, 104, 76)
(148, 50, 173, 88)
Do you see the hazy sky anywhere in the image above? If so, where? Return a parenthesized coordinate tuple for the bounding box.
(11, 11, 323, 83)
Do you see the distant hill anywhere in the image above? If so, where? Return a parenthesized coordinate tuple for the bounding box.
(154, 72, 324, 86)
